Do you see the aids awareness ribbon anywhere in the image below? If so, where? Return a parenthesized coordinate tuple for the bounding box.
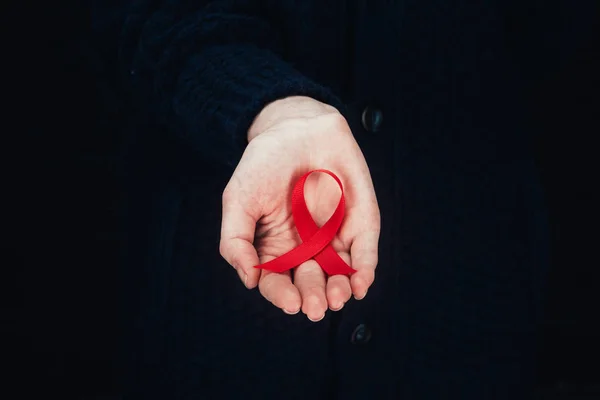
(255, 169, 356, 276)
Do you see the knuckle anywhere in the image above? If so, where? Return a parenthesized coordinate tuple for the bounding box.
(325, 112, 350, 130)
(353, 250, 378, 271)
(362, 269, 376, 286)
(295, 260, 322, 276)
(369, 208, 382, 228)
(305, 287, 327, 306)
(229, 252, 240, 269)
(323, 113, 352, 137)
(220, 241, 239, 269)
(221, 186, 233, 203)
(218, 240, 226, 258)
(366, 252, 379, 268)
(258, 276, 275, 302)
(328, 282, 350, 301)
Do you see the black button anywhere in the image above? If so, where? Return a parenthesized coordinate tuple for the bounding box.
(350, 323, 372, 344)
(361, 106, 383, 133)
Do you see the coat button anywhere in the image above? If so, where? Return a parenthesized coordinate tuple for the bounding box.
(350, 323, 372, 344)
(361, 106, 383, 133)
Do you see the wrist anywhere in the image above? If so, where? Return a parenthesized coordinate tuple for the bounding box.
(248, 96, 339, 141)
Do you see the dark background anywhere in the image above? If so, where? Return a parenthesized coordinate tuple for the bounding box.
(6, 2, 599, 399)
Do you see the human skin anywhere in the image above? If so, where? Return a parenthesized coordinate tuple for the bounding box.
(220, 96, 381, 322)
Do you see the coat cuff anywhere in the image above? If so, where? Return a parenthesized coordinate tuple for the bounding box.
(170, 44, 345, 167)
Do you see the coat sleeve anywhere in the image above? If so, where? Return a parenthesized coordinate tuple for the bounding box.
(107, 0, 344, 167)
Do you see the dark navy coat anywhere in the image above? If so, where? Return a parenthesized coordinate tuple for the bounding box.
(87, 1, 596, 398)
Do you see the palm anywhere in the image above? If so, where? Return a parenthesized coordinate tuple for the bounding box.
(220, 103, 380, 322)
(254, 172, 349, 264)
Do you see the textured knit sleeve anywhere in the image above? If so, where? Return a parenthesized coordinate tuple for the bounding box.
(118, 0, 344, 167)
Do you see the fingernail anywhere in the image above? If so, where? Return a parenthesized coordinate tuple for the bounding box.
(308, 312, 326, 322)
(354, 289, 368, 301)
(283, 307, 300, 315)
(330, 301, 344, 311)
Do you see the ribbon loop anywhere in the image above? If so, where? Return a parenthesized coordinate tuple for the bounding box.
(255, 169, 356, 276)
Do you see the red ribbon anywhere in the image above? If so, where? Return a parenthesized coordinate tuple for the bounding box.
(255, 169, 356, 276)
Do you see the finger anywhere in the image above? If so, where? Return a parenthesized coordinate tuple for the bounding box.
(293, 259, 328, 322)
(322, 153, 379, 302)
(258, 257, 302, 314)
(335, 165, 380, 300)
(220, 190, 262, 288)
(326, 251, 352, 311)
(333, 143, 380, 247)
(349, 230, 379, 300)
(302, 174, 351, 312)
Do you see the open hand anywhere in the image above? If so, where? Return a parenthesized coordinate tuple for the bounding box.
(219, 97, 380, 321)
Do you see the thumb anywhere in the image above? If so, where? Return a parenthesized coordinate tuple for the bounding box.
(219, 191, 261, 289)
